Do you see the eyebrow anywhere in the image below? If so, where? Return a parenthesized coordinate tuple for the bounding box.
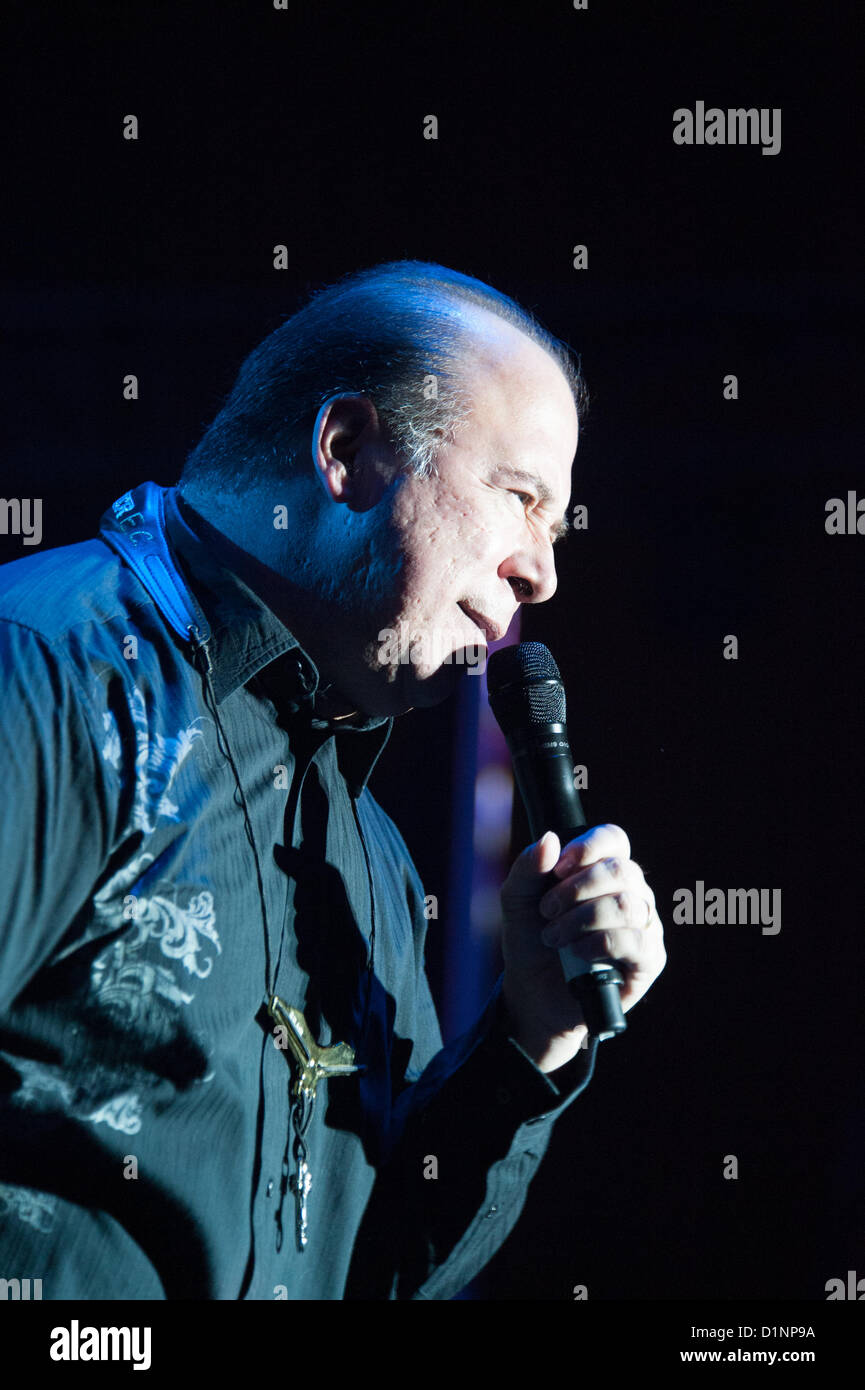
(493, 466, 571, 544)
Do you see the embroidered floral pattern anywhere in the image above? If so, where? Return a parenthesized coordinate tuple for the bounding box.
(9, 1057, 143, 1135)
(86, 1092, 143, 1135)
(89, 865, 220, 1053)
(101, 688, 204, 835)
(0, 1182, 57, 1234)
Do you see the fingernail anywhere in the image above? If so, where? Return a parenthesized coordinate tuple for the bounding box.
(541, 924, 561, 947)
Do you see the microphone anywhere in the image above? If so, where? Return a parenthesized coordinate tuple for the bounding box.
(487, 641, 626, 1042)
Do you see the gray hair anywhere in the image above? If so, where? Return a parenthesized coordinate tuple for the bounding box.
(179, 260, 587, 493)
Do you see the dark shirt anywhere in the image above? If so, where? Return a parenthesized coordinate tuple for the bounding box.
(0, 483, 597, 1299)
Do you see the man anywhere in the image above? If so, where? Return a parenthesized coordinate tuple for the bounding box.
(0, 261, 665, 1299)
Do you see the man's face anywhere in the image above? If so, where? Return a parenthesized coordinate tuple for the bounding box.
(362, 315, 579, 712)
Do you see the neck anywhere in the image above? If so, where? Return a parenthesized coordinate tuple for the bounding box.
(176, 485, 391, 716)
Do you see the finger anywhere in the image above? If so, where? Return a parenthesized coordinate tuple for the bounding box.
(540, 889, 655, 948)
(540, 855, 652, 920)
(552, 823, 631, 879)
(501, 831, 561, 909)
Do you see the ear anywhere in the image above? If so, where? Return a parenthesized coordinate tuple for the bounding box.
(312, 393, 400, 511)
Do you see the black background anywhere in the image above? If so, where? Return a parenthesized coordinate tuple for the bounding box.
(2, 0, 863, 1304)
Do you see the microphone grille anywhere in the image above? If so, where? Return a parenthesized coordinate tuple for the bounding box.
(487, 641, 566, 728)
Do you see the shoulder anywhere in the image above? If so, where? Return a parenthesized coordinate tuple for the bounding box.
(0, 535, 190, 698)
(0, 538, 157, 647)
(0, 539, 193, 777)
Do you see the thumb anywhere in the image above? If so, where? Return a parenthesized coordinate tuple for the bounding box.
(501, 830, 561, 909)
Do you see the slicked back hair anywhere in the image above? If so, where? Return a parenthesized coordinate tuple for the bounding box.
(178, 260, 587, 497)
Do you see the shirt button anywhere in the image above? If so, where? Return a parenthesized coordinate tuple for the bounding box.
(484, 1206, 498, 1219)
(266, 1179, 274, 1198)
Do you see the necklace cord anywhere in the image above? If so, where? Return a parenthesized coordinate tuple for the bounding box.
(191, 628, 274, 998)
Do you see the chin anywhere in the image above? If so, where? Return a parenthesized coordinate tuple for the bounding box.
(403, 659, 477, 709)
(361, 635, 485, 715)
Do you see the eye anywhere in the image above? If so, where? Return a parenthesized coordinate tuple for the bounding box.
(509, 489, 533, 508)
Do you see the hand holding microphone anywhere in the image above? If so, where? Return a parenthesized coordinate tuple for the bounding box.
(488, 642, 665, 1055)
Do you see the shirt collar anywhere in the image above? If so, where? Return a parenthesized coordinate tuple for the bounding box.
(162, 487, 393, 791)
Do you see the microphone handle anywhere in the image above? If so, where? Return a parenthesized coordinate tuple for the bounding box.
(509, 725, 627, 1043)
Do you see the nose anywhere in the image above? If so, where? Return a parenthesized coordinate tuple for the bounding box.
(501, 537, 558, 605)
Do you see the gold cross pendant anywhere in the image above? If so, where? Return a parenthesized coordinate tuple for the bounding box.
(267, 995, 361, 1252)
(268, 995, 360, 1100)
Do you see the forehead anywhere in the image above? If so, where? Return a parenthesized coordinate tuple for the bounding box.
(455, 310, 579, 495)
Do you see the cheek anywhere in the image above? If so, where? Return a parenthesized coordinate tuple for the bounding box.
(442, 495, 498, 556)
(410, 525, 480, 602)
(392, 484, 504, 604)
